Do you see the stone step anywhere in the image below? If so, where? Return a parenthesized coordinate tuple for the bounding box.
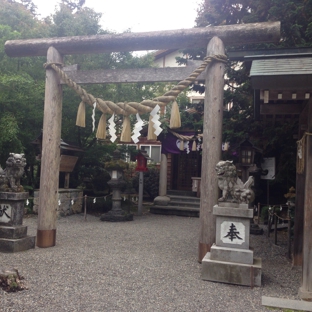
(0, 225, 28, 239)
(0, 235, 36, 253)
(169, 195, 200, 204)
(150, 205, 199, 217)
(169, 200, 200, 208)
(167, 190, 195, 197)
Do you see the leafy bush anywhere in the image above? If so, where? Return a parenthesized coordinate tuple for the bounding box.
(132, 165, 160, 200)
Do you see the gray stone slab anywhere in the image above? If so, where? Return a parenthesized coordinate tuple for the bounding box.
(0, 192, 28, 201)
(262, 296, 312, 311)
(202, 252, 262, 287)
(33, 189, 83, 216)
(153, 195, 170, 206)
(0, 235, 36, 253)
(213, 205, 253, 218)
(0, 225, 28, 239)
(218, 202, 248, 209)
(215, 216, 251, 250)
(210, 244, 254, 265)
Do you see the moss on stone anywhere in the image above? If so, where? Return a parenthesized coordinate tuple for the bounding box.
(104, 159, 128, 171)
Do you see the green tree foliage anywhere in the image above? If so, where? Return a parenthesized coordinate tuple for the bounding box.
(0, 0, 164, 193)
(184, 0, 310, 196)
(0, 112, 23, 166)
(196, 0, 312, 48)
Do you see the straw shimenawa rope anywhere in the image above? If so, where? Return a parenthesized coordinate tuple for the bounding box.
(43, 55, 227, 117)
(169, 130, 203, 141)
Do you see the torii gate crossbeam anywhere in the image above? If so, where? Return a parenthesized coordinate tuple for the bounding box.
(5, 22, 280, 57)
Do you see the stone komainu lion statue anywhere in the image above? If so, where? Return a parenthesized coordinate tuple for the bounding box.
(216, 160, 254, 204)
(0, 153, 26, 192)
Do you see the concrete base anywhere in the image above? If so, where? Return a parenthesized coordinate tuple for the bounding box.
(202, 252, 262, 287)
(299, 287, 312, 301)
(0, 235, 35, 253)
(262, 296, 312, 311)
(210, 244, 254, 265)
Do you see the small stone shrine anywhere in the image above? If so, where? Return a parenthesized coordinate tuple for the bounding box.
(0, 153, 35, 252)
(201, 160, 262, 287)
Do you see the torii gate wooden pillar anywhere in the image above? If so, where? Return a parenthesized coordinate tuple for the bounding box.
(4, 21, 282, 257)
(198, 36, 225, 261)
(36, 47, 63, 247)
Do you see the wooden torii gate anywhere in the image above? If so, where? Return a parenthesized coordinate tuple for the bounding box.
(12, 21, 312, 294)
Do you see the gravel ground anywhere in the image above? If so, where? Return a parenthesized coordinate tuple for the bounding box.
(0, 211, 302, 312)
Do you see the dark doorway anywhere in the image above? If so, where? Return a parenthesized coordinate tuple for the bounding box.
(172, 152, 202, 191)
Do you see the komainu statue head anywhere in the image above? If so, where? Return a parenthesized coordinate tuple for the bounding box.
(216, 160, 254, 204)
(0, 153, 26, 192)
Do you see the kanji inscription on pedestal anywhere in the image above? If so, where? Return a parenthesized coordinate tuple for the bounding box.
(220, 221, 245, 245)
(0, 203, 12, 223)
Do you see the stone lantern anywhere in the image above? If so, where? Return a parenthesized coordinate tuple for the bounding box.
(237, 136, 262, 183)
(100, 149, 133, 222)
(239, 137, 255, 167)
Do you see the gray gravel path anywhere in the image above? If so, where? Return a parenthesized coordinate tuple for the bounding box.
(0, 212, 301, 312)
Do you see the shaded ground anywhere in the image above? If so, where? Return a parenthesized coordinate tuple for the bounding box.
(0, 210, 302, 312)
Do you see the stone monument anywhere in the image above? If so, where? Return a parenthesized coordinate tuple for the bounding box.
(100, 149, 133, 222)
(201, 160, 262, 287)
(0, 153, 35, 252)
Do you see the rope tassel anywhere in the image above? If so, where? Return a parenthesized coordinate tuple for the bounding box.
(76, 101, 86, 127)
(170, 101, 181, 129)
(179, 140, 184, 151)
(120, 116, 132, 142)
(192, 140, 197, 151)
(96, 114, 107, 140)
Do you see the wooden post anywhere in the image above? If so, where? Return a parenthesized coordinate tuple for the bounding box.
(274, 214, 278, 245)
(287, 215, 291, 259)
(138, 171, 144, 215)
(84, 195, 87, 221)
(198, 36, 225, 262)
(64, 173, 70, 189)
(299, 99, 312, 300)
(36, 47, 63, 248)
(159, 153, 168, 196)
(293, 102, 308, 266)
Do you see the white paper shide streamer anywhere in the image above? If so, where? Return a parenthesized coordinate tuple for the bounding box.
(108, 114, 117, 142)
(131, 113, 144, 143)
(92, 102, 96, 132)
(150, 105, 162, 136)
(197, 137, 201, 151)
(186, 141, 190, 154)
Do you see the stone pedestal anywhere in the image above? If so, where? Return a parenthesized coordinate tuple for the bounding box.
(0, 192, 35, 252)
(202, 203, 262, 287)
